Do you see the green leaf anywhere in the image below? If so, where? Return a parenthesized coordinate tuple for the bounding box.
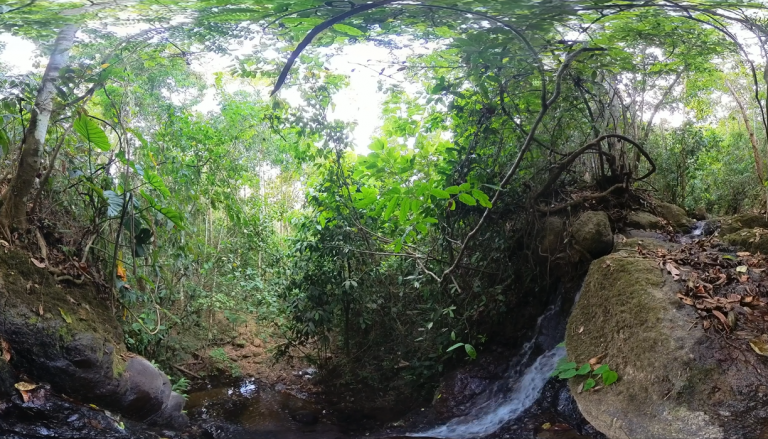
(399, 198, 410, 222)
(431, 188, 450, 199)
(383, 196, 399, 220)
(602, 370, 618, 386)
(104, 190, 124, 217)
(144, 171, 170, 198)
(556, 341, 566, 348)
(471, 189, 492, 208)
(592, 364, 610, 375)
(0, 128, 9, 157)
(140, 190, 184, 229)
(556, 361, 577, 372)
(445, 186, 460, 195)
(74, 115, 111, 151)
(458, 182, 471, 191)
(576, 364, 592, 375)
(558, 369, 578, 379)
(333, 23, 364, 36)
(458, 193, 476, 206)
(446, 342, 464, 352)
(464, 344, 477, 359)
(583, 378, 596, 391)
(59, 308, 72, 324)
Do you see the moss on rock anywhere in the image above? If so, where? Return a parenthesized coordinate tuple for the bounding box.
(722, 228, 768, 254)
(656, 202, 693, 232)
(720, 213, 768, 236)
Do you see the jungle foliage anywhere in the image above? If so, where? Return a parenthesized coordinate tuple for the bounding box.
(0, 0, 766, 401)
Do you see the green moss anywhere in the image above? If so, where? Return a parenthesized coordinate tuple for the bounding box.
(566, 255, 667, 387)
(58, 325, 73, 344)
(112, 355, 126, 379)
(27, 316, 39, 324)
(722, 229, 768, 255)
(720, 214, 768, 235)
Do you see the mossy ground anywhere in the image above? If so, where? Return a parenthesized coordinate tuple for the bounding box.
(0, 248, 127, 376)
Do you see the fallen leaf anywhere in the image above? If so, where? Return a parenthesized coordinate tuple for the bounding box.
(59, 308, 72, 324)
(0, 240, 8, 247)
(737, 252, 752, 257)
(712, 310, 729, 329)
(666, 262, 681, 280)
(14, 382, 37, 391)
(750, 335, 768, 356)
(116, 261, 127, 282)
(38, 304, 43, 316)
(677, 293, 694, 306)
(588, 354, 605, 365)
(577, 326, 584, 334)
(541, 422, 552, 430)
(1, 338, 10, 362)
(737, 265, 748, 273)
(703, 320, 711, 330)
(30, 258, 46, 268)
(551, 424, 573, 431)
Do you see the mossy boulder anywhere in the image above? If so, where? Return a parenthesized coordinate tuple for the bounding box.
(625, 211, 663, 231)
(566, 241, 768, 439)
(722, 228, 768, 255)
(0, 249, 187, 429)
(720, 213, 768, 235)
(655, 202, 693, 232)
(572, 211, 613, 259)
(538, 216, 566, 258)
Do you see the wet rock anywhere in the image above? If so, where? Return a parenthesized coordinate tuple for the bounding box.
(572, 211, 613, 259)
(655, 202, 694, 232)
(0, 385, 164, 439)
(0, 358, 16, 398)
(290, 410, 319, 425)
(0, 250, 187, 430)
(625, 211, 663, 231)
(433, 355, 507, 420)
(722, 228, 768, 255)
(567, 240, 768, 439)
(538, 217, 566, 258)
(692, 207, 708, 220)
(721, 213, 768, 235)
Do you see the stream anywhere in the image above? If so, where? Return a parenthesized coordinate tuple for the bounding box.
(185, 289, 599, 439)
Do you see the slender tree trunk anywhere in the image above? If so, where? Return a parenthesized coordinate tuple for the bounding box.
(0, 24, 78, 231)
(726, 81, 765, 184)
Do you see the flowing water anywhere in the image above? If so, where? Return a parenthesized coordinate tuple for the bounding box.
(407, 301, 568, 439)
(185, 293, 578, 439)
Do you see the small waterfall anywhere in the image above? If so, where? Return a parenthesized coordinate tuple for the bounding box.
(409, 346, 565, 438)
(408, 300, 568, 439)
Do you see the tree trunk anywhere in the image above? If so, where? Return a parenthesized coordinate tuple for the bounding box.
(726, 80, 764, 185)
(0, 24, 78, 232)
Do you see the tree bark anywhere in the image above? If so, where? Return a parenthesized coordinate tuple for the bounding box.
(0, 24, 78, 231)
(726, 80, 764, 185)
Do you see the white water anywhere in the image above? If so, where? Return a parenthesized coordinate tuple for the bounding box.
(410, 346, 565, 439)
(409, 304, 566, 439)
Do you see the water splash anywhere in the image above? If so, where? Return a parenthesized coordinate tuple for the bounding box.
(408, 302, 567, 439)
(409, 346, 565, 438)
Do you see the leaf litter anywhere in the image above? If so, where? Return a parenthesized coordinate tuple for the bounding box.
(636, 240, 768, 351)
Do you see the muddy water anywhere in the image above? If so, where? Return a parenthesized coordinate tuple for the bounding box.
(187, 378, 344, 438)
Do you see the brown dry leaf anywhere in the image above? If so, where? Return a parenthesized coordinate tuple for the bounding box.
(742, 296, 755, 305)
(666, 262, 681, 280)
(116, 261, 127, 282)
(677, 293, 694, 306)
(727, 294, 741, 303)
(737, 252, 752, 257)
(588, 354, 605, 365)
(30, 258, 46, 269)
(703, 320, 712, 330)
(577, 326, 584, 334)
(712, 310, 730, 329)
(714, 274, 727, 286)
(740, 275, 750, 283)
(1, 338, 10, 362)
(38, 304, 43, 316)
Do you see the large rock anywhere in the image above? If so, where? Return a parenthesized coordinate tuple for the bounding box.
(0, 250, 187, 429)
(722, 228, 768, 255)
(572, 211, 613, 259)
(0, 359, 15, 399)
(566, 240, 768, 439)
(655, 202, 694, 232)
(625, 211, 664, 231)
(538, 216, 566, 258)
(720, 213, 768, 235)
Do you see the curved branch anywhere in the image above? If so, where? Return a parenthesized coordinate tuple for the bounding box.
(536, 183, 625, 214)
(270, 0, 401, 95)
